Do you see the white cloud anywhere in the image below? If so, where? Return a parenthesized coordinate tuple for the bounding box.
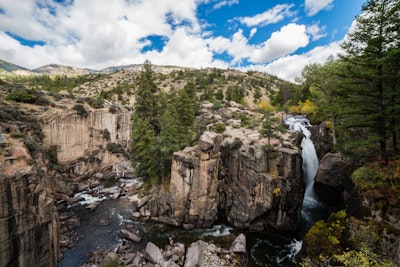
(0, 0, 355, 82)
(0, 0, 201, 69)
(213, 0, 239, 10)
(306, 22, 327, 41)
(250, 23, 309, 63)
(252, 41, 342, 82)
(305, 0, 334, 16)
(249, 28, 257, 39)
(238, 4, 295, 27)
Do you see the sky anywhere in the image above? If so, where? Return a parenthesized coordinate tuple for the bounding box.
(0, 0, 365, 81)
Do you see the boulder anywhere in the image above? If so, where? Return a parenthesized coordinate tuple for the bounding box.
(119, 229, 142, 243)
(230, 233, 246, 253)
(184, 240, 207, 267)
(145, 242, 164, 264)
(314, 152, 350, 204)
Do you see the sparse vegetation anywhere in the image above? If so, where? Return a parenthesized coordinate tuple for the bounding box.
(73, 104, 88, 117)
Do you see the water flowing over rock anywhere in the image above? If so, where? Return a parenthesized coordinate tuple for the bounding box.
(0, 138, 59, 267)
(148, 127, 304, 231)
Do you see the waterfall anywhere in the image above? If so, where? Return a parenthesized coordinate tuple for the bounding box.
(285, 116, 319, 206)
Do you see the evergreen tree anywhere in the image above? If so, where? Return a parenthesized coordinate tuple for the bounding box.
(300, 59, 345, 146)
(134, 60, 160, 133)
(339, 0, 400, 162)
(131, 60, 160, 181)
(175, 89, 195, 127)
(130, 117, 158, 181)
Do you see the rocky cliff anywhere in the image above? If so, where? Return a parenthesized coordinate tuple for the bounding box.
(0, 137, 59, 267)
(40, 107, 133, 177)
(148, 125, 304, 231)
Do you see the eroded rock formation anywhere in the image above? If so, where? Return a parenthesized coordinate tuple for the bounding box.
(148, 127, 304, 231)
(0, 137, 59, 267)
(40, 107, 133, 177)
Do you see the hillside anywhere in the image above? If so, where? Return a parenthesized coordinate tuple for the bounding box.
(0, 59, 27, 72)
(0, 59, 284, 109)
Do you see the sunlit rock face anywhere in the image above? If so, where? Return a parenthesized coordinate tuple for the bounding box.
(0, 138, 59, 267)
(41, 108, 132, 163)
(149, 129, 304, 231)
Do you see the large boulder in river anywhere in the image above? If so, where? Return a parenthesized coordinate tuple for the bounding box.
(314, 152, 350, 204)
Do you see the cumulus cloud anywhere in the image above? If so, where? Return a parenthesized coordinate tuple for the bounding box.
(238, 4, 295, 27)
(0, 0, 201, 69)
(0, 0, 354, 82)
(253, 41, 341, 82)
(305, 0, 334, 16)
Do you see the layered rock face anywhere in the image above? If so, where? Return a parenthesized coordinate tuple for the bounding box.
(220, 144, 303, 230)
(40, 108, 133, 179)
(0, 138, 59, 267)
(149, 129, 304, 231)
(41, 108, 132, 163)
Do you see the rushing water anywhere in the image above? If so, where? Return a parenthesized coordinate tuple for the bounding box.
(60, 116, 328, 267)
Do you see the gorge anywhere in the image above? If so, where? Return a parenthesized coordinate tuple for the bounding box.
(1, 62, 399, 267)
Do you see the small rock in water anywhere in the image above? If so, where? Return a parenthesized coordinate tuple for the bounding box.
(119, 229, 142, 243)
(86, 201, 100, 211)
(99, 217, 110, 226)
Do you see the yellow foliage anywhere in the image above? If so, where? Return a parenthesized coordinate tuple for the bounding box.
(288, 105, 300, 113)
(257, 99, 275, 113)
(299, 99, 317, 115)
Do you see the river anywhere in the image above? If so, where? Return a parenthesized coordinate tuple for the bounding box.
(59, 116, 330, 267)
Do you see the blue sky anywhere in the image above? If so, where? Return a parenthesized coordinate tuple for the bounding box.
(0, 0, 365, 81)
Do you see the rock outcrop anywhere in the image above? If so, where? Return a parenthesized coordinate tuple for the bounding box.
(0, 137, 59, 267)
(314, 152, 351, 205)
(40, 108, 133, 178)
(148, 126, 304, 231)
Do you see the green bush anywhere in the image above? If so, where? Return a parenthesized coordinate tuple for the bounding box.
(102, 128, 111, 141)
(106, 142, 126, 155)
(6, 88, 50, 105)
(86, 98, 104, 109)
(212, 121, 226, 133)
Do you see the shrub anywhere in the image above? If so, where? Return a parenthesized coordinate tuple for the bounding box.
(106, 142, 126, 155)
(109, 105, 118, 114)
(212, 121, 226, 133)
(73, 104, 88, 117)
(229, 138, 243, 150)
(6, 88, 50, 105)
(86, 98, 104, 109)
(102, 128, 111, 141)
(212, 100, 223, 110)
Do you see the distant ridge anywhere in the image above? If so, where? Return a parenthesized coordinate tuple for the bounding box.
(33, 64, 98, 76)
(0, 59, 27, 72)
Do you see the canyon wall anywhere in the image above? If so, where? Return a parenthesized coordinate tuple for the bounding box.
(0, 138, 59, 267)
(41, 108, 132, 163)
(40, 108, 133, 177)
(148, 129, 304, 231)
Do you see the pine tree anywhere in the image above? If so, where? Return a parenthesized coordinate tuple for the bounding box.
(130, 117, 157, 181)
(339, 0, 400, 162)
(131, 60, 160, 181)
(134, 60, 160, 133)
(300, 59, 344, 146)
